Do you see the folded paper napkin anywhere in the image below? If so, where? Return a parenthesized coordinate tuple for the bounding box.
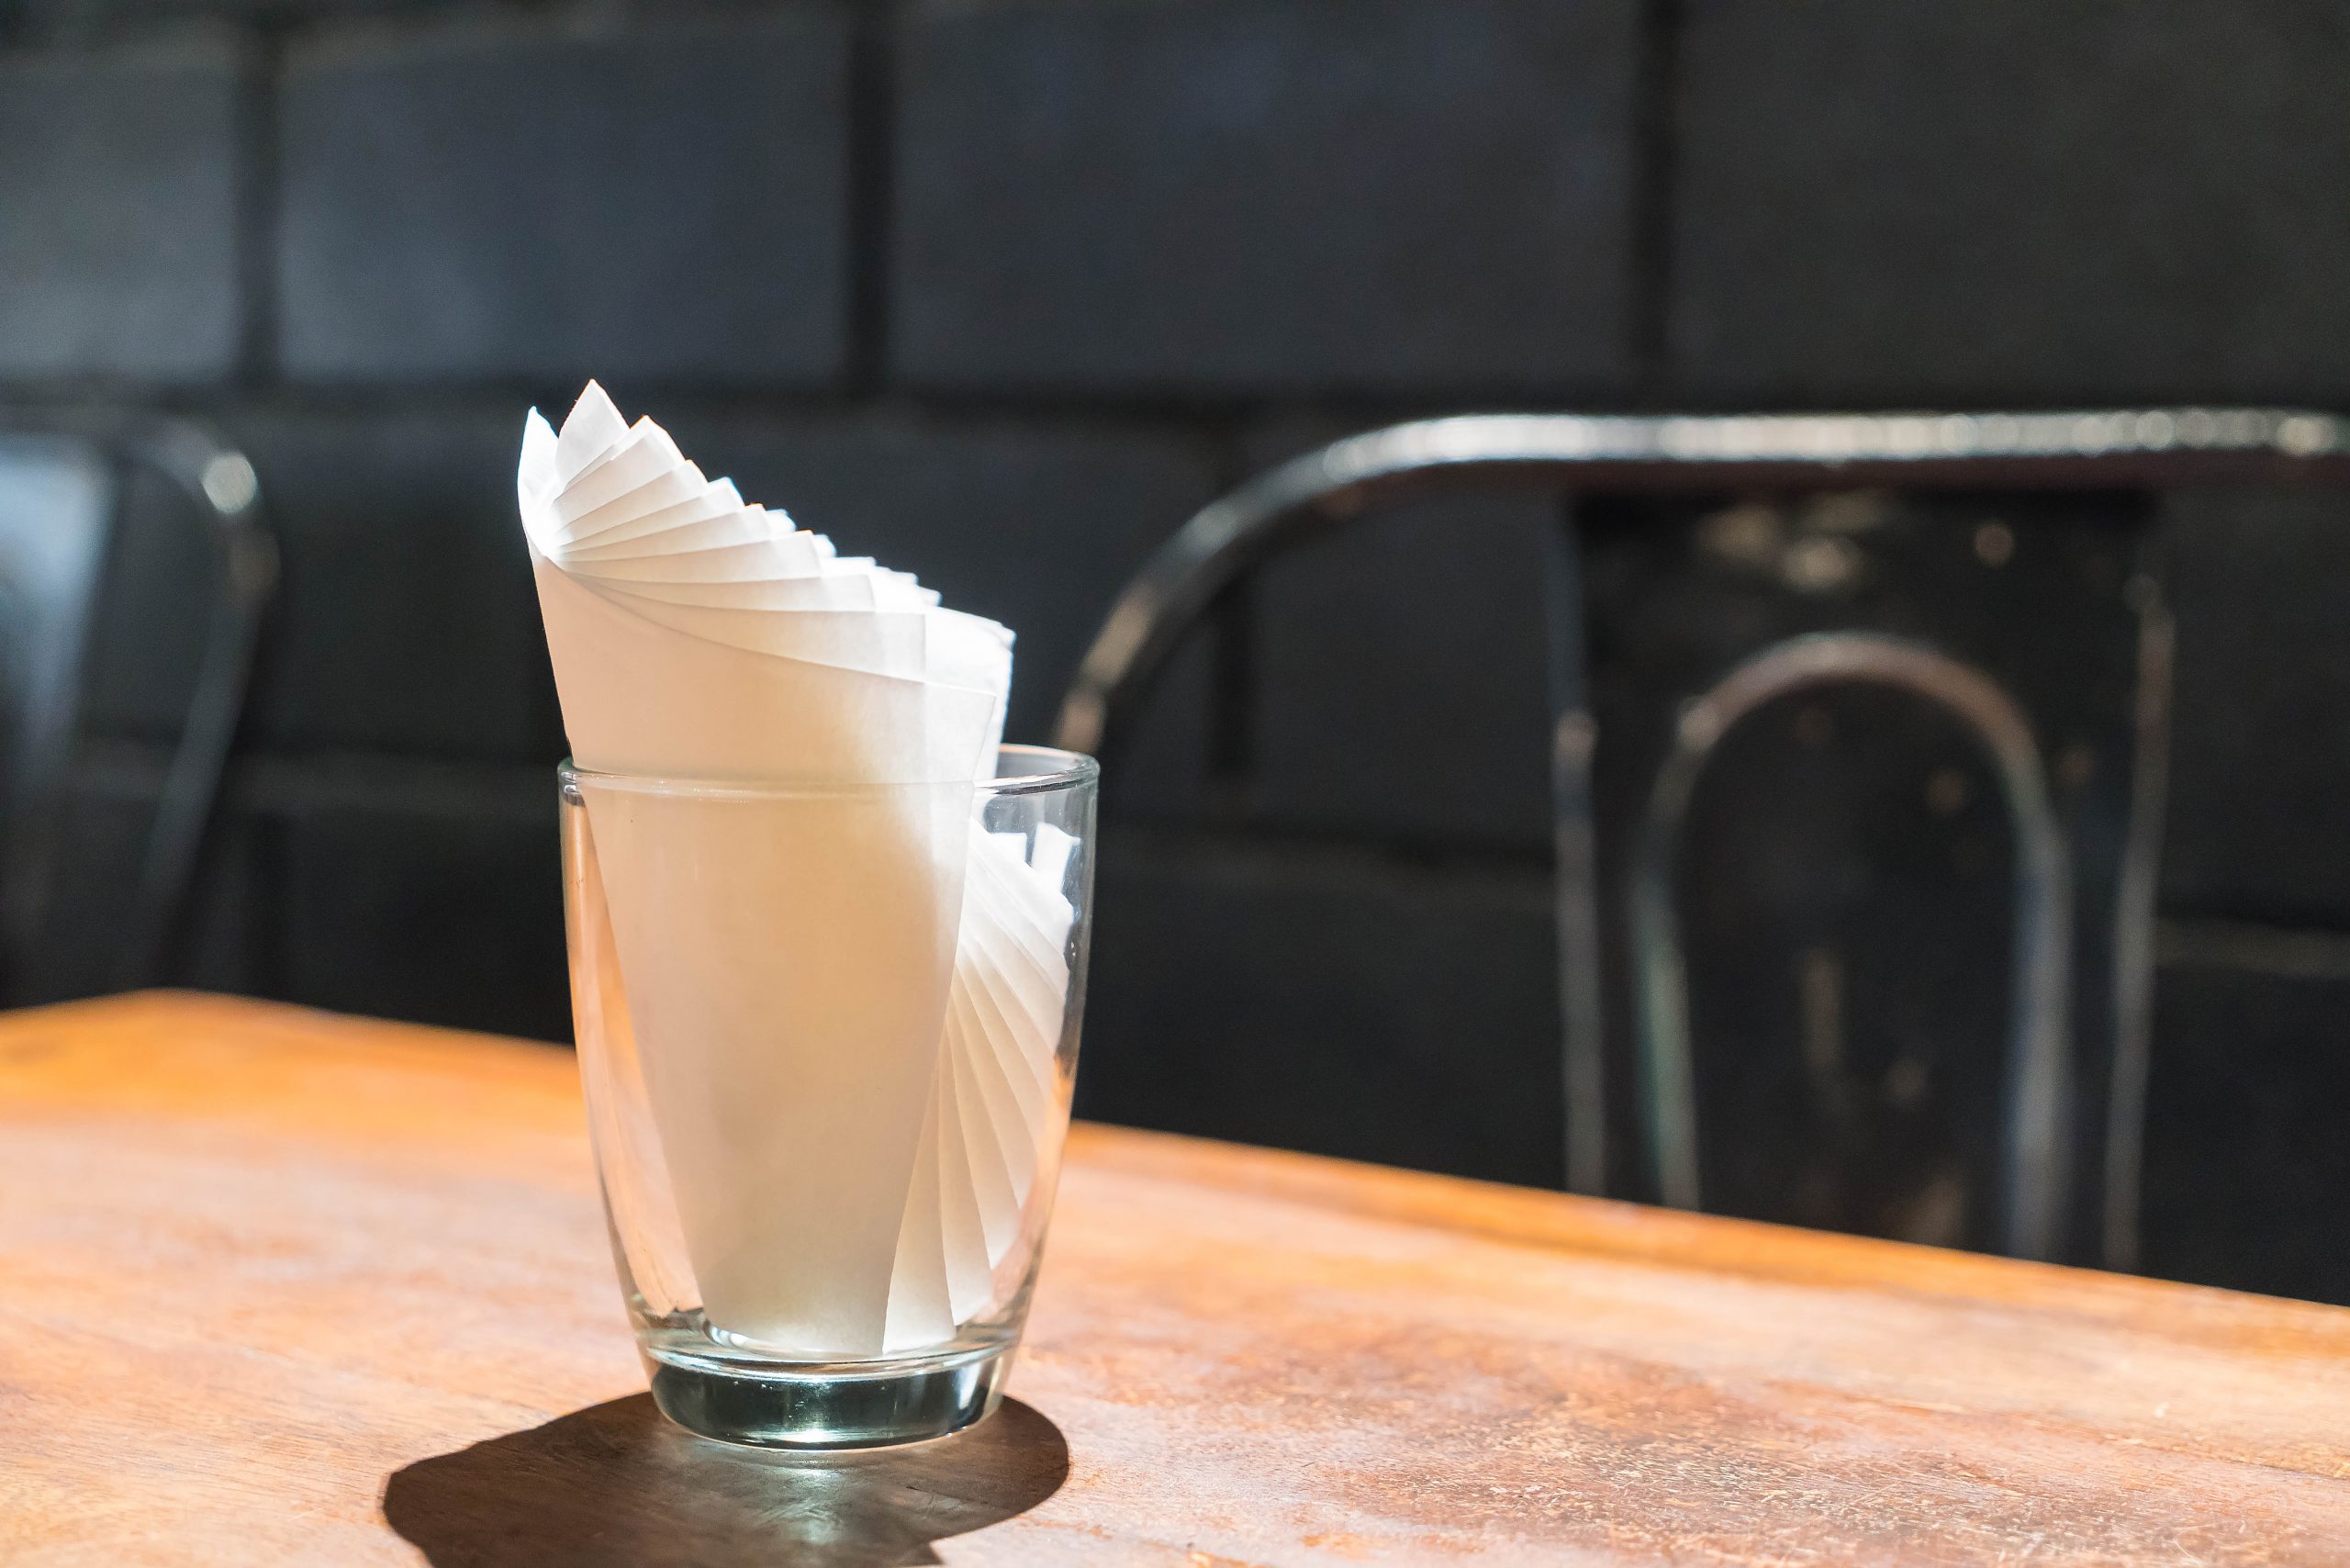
(519, 383, 1073, 1358)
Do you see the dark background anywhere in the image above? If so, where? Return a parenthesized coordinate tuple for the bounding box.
(4, 1, 2348, 1301)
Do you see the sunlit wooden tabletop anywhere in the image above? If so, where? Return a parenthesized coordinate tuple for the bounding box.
(4, 991, 2347, 1565)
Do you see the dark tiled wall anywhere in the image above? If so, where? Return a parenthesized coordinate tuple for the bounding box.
(279, 16, 854, 384)
(1670, 1, 2350, 405)
(890, 0, 1640, 394)
(0, 39, 243, 380)
(6, 0, 2350, 1302)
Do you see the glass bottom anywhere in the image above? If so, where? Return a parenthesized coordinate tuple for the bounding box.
(642, 1338, 1014, 1450)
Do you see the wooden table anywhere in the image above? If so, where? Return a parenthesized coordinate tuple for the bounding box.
(4, 993, 2347, 1565)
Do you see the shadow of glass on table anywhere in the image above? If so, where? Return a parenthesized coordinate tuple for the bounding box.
(383, 1394, 1069, 1568)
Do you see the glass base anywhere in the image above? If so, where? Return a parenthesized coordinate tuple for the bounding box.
(643, 1340, 1014, 1450)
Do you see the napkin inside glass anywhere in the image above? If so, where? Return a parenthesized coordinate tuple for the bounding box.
(521, 385, 1071, 1357)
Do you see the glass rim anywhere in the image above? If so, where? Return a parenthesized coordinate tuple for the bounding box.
(557, 743, 1098, 801)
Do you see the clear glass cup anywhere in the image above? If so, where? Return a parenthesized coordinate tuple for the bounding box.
(559, 745, 1096, 1449)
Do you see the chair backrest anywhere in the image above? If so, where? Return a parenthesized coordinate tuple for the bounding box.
(1058, 409, 2350, 1267)
(0, 437, 114, 856)
(0, 417, 275, 996)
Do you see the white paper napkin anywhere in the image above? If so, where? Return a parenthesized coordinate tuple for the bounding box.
(520, 384, 1073, 1359)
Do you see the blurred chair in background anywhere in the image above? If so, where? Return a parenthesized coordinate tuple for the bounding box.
(0, 418, 274, 999)
(1060, 410, 2350, 1269)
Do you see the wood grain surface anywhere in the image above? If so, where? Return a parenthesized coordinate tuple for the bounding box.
(2, 991, 2346, 1565)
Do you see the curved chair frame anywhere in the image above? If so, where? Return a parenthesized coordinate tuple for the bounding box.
(0, 412, 277, 991)
(1056, 409, 2349, 1260)
(1058, 409, 2347, 758)
(1630, 633, 2071, 1257)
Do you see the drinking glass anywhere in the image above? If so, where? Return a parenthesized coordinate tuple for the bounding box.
(559, 745, 1096, 1449)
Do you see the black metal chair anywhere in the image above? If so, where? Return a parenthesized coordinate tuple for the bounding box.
(0, 416, 275, 996)
(1058, 409, 2350, 1267)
